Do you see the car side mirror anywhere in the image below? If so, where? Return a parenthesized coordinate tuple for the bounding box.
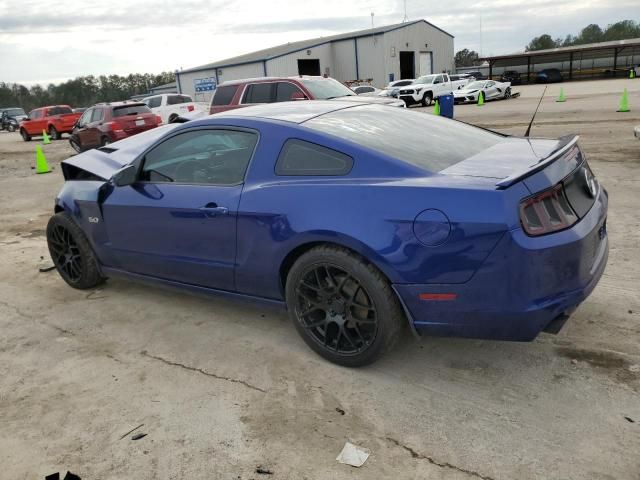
(290, 91, 308, 101)
(111, 164, 137, 187)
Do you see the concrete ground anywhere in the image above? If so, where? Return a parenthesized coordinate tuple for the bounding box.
(1, 78, 639, 480)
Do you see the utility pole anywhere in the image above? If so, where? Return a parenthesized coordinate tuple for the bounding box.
(479, 14, 483, 57)
(371, 12, 374, 28)
(403, 0, 408, 22)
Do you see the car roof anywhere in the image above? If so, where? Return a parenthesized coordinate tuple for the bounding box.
(94, 101, 147, 107)
(206, 101, 358, 124)
(220, 75, 330, 86)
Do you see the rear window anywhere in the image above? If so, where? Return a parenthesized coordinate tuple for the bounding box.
(212, 85, 238, 106)
(112, 104, 152, 117)
(304, 105, 502, 172)
(167, 95, 192, 105)
(49, 106, 73, 115)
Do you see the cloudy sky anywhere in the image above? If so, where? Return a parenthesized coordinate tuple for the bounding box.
(1, 0, 638, 85)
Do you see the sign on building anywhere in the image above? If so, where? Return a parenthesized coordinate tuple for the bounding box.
(194, 77, 216, 92)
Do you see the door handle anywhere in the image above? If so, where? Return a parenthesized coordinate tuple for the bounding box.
(199, 203, 229, 216)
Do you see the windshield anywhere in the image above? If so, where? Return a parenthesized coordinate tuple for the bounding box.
(415, 75, 437, 85)
(466, 81, 485, 90)
(300, 78, 355, 99)
(305, 104, 502, 172)
(5, 108, 26, 117)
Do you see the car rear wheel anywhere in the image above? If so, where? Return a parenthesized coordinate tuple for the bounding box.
(20, 129, 31, 142)
(47, 212, 105, 289)
(285, 245, 404, 367)
(49, 125, 60, 140)
(421, 92, 433, 107)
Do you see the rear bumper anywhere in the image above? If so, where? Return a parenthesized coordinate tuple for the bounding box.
(395, 190, 609, 341)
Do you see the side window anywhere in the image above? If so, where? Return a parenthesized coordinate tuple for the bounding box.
(212, 85, 238, 106)
(79, 109, 92, 126)
(31, 110, 41, 119)
(141, 129, 258, 185)
(90, 108, 103, 123)
(242, 83, 274, 104)
(147, 97, 162, 108)
(275, 139, 353, 176)
(275, 82, 304, 102)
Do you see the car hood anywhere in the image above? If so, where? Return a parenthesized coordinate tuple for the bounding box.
(62, 123, 180, 180)
(332, 95, 404, 107)
(440, 136, 563, 181)
(9, 115, 27, 122)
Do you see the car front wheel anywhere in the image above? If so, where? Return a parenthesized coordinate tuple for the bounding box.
(7, 124, 16, 132)
(504, 87, 512, 99)
(421, 92, 433, 107)
(285, 245, 404, 367)
(47, 212, 105, 289)
(20, 129, 31, 142)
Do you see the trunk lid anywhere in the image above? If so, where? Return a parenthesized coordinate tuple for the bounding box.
(440, 135, 582, 193)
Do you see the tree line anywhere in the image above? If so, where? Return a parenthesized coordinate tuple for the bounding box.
(455, 19, 640, 66)
(0, 72, 175, 112)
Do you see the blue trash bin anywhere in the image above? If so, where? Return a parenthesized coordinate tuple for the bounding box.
(438, 94, 454, 118)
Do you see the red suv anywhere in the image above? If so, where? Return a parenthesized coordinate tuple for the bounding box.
(209, 76, 404, 114)
(19, 105, 81, 141)
(68, 101, 161, 152)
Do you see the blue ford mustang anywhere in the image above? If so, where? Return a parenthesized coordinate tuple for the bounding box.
(48, 102, 608, 366)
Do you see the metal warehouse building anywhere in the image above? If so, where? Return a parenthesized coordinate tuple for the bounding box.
(176, 19, 454, 101)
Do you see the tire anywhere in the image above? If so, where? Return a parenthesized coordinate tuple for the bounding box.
(48, 125, 60, 140)
(46, 212, 105, 290)
(421, 92, 433, 107)
(285, 245, 404, 367)
(7, 124, 16, 132)
(69, 138, 82, 153)
(20, 128, 31, 142)
(101, 136, 111, 147)
(504, 87, 512, 99)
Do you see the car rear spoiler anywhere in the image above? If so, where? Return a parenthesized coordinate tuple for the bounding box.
(495, 135, 579, 189)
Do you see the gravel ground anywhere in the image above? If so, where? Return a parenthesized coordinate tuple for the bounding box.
(1, 78, 639, 480)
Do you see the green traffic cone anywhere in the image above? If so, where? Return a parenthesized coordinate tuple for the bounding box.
(630, 69, 635, 79)
(42, 129, 51, 145)
(433, 99, 440, 115)
(35, 145, 51, 174)
(477, 92, 484, 106)
(556, 88, 566, 102)
(617, 88, 630, 112)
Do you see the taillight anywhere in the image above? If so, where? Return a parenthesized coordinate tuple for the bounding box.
(156, 115, 162, 124)
(187, 105, 194, 112)
(519, 184, 578, 236)
(105, 121, 123, 133)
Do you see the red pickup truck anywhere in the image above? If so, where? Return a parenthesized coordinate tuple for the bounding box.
(19, 105, 82, 141)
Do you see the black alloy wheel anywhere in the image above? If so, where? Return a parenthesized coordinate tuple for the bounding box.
(286, 246, 404, 367)
(47, 212, 104, 289)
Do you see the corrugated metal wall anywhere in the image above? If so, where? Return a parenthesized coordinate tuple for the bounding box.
(265, 43, 333, 77)
(176, 21, 455, 95)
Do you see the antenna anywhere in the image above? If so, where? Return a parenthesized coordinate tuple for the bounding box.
(403, 0, 408, 22)
(371, 12, 374, 28)
(524, 86, 547, 137)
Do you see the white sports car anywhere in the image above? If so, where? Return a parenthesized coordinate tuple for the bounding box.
(453, 80, 512, 104)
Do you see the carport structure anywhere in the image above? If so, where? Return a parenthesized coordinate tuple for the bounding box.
(481, 38, 640, 82)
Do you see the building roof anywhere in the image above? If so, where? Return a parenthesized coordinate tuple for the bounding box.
(151, 81, 177, 90)
(481, 37, 640, 66)
(180, 19, 453, 74)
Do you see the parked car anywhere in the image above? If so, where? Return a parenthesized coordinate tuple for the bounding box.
(19, 105, 81, 141)
(500, 70, 522, 85)
(464, 71, 487, 80)
(209, 76, 404, 114)
(68, 101, 161, 152)
(398, 74, 456, 107)
(351, 85, 381, 95)
(143, 93, 208, 124)
(378, 79, 415, 98)
(453, 80, 512, 103)
(0, 107, 27, 132)
(536, 68, 563, 83)
(46, 101, 608, 367)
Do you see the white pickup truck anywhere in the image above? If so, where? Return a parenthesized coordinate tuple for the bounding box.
(142, 94, 208, 124)
(398, 74, 471, 107)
